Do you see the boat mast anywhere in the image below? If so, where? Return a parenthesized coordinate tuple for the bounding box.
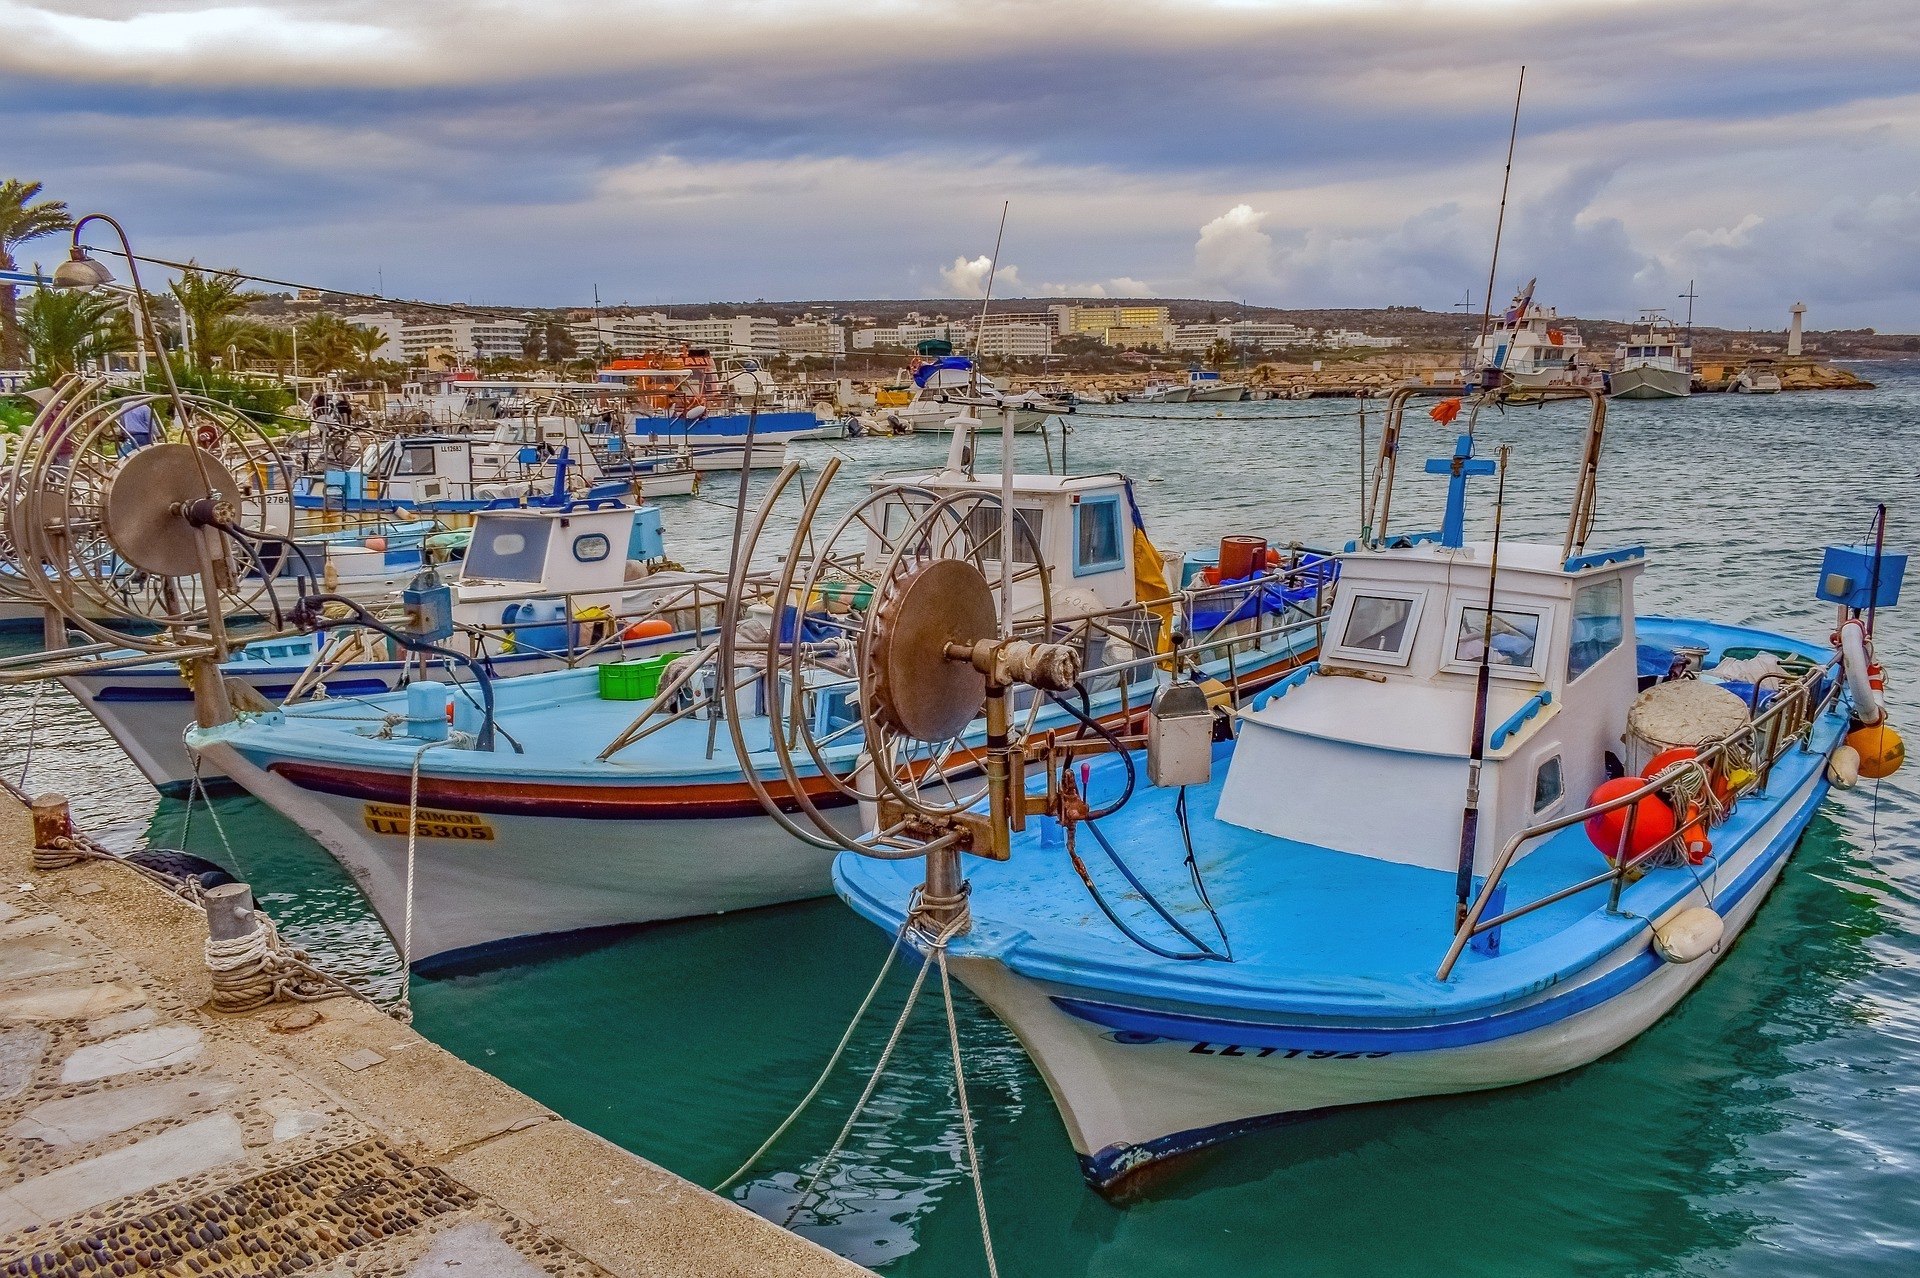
(1677, 280, 1698, 347)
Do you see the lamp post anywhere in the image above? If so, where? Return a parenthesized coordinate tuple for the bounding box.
(52, 213, 184, 413)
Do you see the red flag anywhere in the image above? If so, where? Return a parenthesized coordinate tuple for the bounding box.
(1429, 397, 1463, 425)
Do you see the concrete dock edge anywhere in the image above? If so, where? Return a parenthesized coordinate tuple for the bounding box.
(0, 788, 870, 1277)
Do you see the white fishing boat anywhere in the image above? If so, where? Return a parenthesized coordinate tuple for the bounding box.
(1609, 310, 1693, 400)
(1128, 377, 1189, 404)
(878, 354, 1063, 434)
(60, 501, 700, 793)
(1185, 367, 1248, 402)
(830, 388, 1907, 1194)
(1472, 279, 1605, 395)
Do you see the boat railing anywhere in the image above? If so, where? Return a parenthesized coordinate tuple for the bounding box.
(1435, 657, 1839, 981)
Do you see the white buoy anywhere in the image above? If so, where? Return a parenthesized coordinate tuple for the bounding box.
(1653, 906, 1725, 964)
(1827, 744, 1862, 789)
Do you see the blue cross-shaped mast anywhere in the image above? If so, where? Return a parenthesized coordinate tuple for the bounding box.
(1425, 434, 1496, 549)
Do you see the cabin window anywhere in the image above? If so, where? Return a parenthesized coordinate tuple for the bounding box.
(1334, 591, 1423, 665)
(1568, 579, 1624, 681)
(1534, 756, 1565, 812)
(395, 445, 439, 476)
(464, 522, 551, 582)
(961, 504, 1045, 566)
(1074, 495, 1127, 577)
(572, 533, 611, 563)
(1452, 605, 1544, 674)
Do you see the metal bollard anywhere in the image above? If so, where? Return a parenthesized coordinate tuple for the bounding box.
(203, 881, 276, 1012)
(30, 793, 80, 871)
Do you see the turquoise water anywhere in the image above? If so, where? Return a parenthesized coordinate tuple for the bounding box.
(4, 369, 1917, 1273)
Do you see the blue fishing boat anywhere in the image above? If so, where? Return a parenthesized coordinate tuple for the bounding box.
(835, 390, 1907, 1194)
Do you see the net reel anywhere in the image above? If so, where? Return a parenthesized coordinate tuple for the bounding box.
(718, 454, 1084, 933)
(3, 374, 297, 657)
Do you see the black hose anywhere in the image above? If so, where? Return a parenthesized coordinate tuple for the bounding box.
(1043, 684, 1135, 819)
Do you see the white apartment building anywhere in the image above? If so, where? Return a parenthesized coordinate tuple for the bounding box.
(1322, 329, 1404, 349)
(974, 320, 1052, 358)
(378, 315, 528, 364)
(853, 322, 974, 350)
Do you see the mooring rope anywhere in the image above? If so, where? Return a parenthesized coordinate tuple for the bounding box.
(714, 911, 913, 1194)
(937, 948, 1000, 1278)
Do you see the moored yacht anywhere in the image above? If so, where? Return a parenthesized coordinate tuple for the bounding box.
(1472, 279, 1605, 395)
(1609, 310, 1693, 399)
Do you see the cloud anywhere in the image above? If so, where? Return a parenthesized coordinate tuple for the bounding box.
(1193, 204, 1276, 293)
(938, 255, 1026, 298)
(4, 1, 1920, 323)
(1038, 277, 1156, 298)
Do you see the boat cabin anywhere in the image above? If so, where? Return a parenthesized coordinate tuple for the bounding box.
(865, 466, 1140, 623)
(1218, 522, 1644, 876)
(457, 502, 661, 603)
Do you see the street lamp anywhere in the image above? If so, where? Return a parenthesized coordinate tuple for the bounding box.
(52, 213, 184, 410)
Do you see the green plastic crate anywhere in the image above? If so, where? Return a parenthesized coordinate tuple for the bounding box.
(598, 652, 685, 701)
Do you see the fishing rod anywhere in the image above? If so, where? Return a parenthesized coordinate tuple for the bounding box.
(1453, 444, 1511, 927)
(1476, 67, 1527, 389)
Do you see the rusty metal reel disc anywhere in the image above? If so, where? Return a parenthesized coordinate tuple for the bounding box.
(869, 557, 996, 743)
(103, 443, 241, 577)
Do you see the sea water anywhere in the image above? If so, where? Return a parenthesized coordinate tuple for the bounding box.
(4, 367, 1917, 1275)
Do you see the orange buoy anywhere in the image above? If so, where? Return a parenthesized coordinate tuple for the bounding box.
(621, 617, 674, 642)
(1584, 778, 1678, 864)
(1846, 722, 1906, 779)
(364, 535, 388, 552)
(1643, 745, 1730, 806)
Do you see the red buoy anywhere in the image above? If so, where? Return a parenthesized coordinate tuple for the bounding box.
(1584, 778, 1677, 864)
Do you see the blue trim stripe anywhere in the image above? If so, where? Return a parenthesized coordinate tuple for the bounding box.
(1053, 764, 1826, 1054)
(1564, 546, 1645, 573)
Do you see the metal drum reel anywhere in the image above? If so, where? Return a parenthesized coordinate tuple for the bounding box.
(719, 457, 1082, 930)
(4, 375, 296, 655)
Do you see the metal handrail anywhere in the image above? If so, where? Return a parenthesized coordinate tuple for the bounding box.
(1435, 657, 1837, 980)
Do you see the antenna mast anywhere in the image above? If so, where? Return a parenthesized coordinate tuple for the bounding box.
(1678, 279, 1698, 345)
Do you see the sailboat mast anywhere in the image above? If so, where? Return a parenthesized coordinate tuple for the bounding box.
(1476, 67, 1527, 353)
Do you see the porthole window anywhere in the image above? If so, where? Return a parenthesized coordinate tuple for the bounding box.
(573, 533, 611, 563)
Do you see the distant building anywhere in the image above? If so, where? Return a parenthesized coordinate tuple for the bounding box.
(1101, 323, 1173, 351)
(384, 315, 528, 364)
(974, 320, 1052, 358)
(853, 322, 973, 350)
(1321, 329, 1403, 350)
(776, 321, 847, 358)
(1057, 305, 1172, 340)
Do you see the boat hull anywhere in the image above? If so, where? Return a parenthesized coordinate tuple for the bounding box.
(194, 738, 851, 969)
(1187, 385, 1247, 403)
(932, 754, 1826, 1193)
(1608, 365, 1692, 400)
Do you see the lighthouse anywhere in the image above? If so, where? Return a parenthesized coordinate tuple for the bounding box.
(1788, 302, 1807, 357)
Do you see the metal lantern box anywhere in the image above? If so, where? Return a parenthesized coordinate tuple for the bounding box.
(1816, 544, 1906, 610)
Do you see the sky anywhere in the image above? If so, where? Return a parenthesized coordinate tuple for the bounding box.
(5, 0, 1919, 330)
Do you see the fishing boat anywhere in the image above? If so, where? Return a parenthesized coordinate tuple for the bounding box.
(187, 423, 1332, 969)
(597, 349, 815, 468)
(834, 388, 1906, 1194)
(57, 499, 700, 793)
(1185, 366, 1248, 403)
(1609, 310, 1693, 400)
(879, 353, 1064, 434)
(1128, 377, 1189, 405)
(1731, 358, 1784, 394)
(1471, 279, 1605, 395)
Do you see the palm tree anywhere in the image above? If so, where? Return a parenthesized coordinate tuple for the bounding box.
(348, 324, 387, 375)
(295, 313, 357, 373)
(169, 264, 254, 370)
(0, 180, 73, 368)
(21, 288, 131, 381)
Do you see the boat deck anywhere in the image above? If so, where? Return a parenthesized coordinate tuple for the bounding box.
(837, 616, 1840, 1023)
